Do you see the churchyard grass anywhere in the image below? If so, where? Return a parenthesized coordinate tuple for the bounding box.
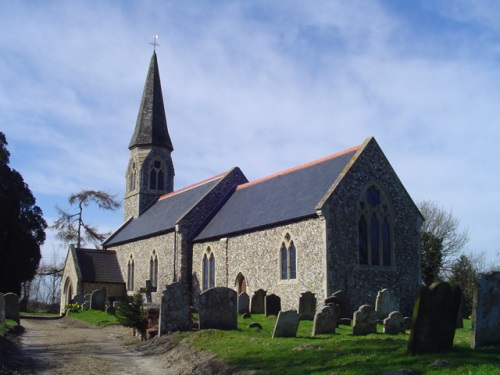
(186, 315, 499, 375)
(67, 309, 119, 326)
(0, 319, 18, 335)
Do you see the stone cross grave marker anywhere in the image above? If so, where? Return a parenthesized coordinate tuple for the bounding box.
(383, 311, 406, 335)
(237, 292, 250, 314)
(3, 293, 20, 324)
(265, 294, 281, 317)
(312, 305, 337, 336)
(90, 288, 107, 311)
(250, 289, 267, 314)
(159, 282, 191, 335)
(472, 271, 500, 349)
(353, 304, 377, 335)
(0, 293, 5, 326)
(199, 287, 237, 330)
(407, 281, 461, 354)
(272, 310, 301, 338)
(298, 291, 316, 321)
(375, 288, 399, 320)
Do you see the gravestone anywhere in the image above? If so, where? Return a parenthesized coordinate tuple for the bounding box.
(265, 294, 281, 317)
(199, 287, 237, 330)
(82, 301, 90, 310)
(159, 282, 191, 335)
(84, 294, 91, 302)
(3, 293, 20, 324)
(238, 292, 250, 314)
(0, 293, 4, 326)
(326, 302, 342, 326)
(325, 290, 350, 318)
(375, 288, 399, 320)
(472, 271, 500, 349)
(407, 281, 461, 354)
(113, 301, 120, 308)
(298, 291, 316, 321)
(352, 305, 377, 336)
(106, 306, 116, 315)
(383, 311, 406, 335)
(312, 305, 337, 336)
(250, 289, 267, 314)
(72, 294, 85, 305)
(272, 310, 301, 338)
(90, 288, 107, 311)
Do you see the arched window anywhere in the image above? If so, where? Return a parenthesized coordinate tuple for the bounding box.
(128, 162, 136, 191)
(358, 185, 393, 266)
(202, 247, 215, 290)
(280, 233, 297, 280)
(149, 251, 158, 289)
(127, 255, 135, 291)
(149, 160, 165, 191)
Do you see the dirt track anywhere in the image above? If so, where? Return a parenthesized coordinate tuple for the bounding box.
(11, 316, 233, 375)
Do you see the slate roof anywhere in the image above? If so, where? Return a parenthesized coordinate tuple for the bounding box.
(194, 145, 359, 241)
(104, 174, 226, 246)
(129, 51, 173, 151)
(75, 248, 124, 283)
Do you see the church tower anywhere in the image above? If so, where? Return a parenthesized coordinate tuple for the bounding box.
(124, 51, 174, 221)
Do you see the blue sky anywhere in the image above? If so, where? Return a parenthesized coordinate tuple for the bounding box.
(0, 1, 499, 267)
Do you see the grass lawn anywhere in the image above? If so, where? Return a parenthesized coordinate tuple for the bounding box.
(0, 319, 18, 335)
(67, 309, 119, 327)
(185, 315, 499, 375)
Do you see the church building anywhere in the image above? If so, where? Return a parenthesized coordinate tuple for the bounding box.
(61, 51, 423, 316)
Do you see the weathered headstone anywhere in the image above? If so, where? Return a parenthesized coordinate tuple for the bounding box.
(84, 294, 90, 302)
(375, 288, 399, 320)
(298, 291, 316, 321)
(326, 302, 342, 326)
(265, 294, 281, 317)
(0, 293, 5, 326)
(472, 271, 500, 349)
(82, 301, 90, 310)
(383, 311, 406, 335)
(407, 281, 461, 354)
(238, 292, 250, 314)
(90, 288, 107, 311)
(352, 305, 377, 336)
(272, 310, 301, 338)
(250, 289, 267, 314)
(3, 293, 20, 324)
(72, 294, 85, 305)
(159, 282, 191, 335)
(325, 290, 350, 318)
(199, 287, 237, 330)
(312, 305, 337, 336)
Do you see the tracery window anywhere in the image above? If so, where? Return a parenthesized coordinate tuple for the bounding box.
(280, 233, 297, 280)
(127, 255, 135, 291)
(358, 185, 393, 266)
(149, 160, 165, 191)
(202, 247, 215, 290)
(149, 251, 158, 289)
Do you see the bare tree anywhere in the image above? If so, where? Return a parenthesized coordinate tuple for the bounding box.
(419, 200, 469, 282)
(52, 190, 120, 248)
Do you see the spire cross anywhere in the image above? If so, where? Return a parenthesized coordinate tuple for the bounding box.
(150, 35, 160, 50)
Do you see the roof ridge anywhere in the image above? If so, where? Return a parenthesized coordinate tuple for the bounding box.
(159, 172, 226, 200)
(237, 144, 361, 190)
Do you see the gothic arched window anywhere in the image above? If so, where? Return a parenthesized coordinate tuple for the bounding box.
(149, 160, 165, 191)
(129, 162, 136, 191)
(149, 251, 158, 289)
(358, 185, 393, 266)
(127, 255, 135, 291)
(280, 233, 297, 280)
(202, 247, 215, 290)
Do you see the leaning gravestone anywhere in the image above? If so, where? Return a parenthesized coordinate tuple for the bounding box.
(90, 288, 107, 311)
(0, 293, 5, 326)
(237, 292, 250, 314)
(272, 310, 301, 338)
(352, 304, 377, 335)
(375, 288, 399, 320)
(472, 271, 500, 349)
(3, 293, 20, 324)
(407, 281, 461, 354)
(199, 287, 237, 330)
(265, 294, 281, 317)
(312, 305, 337, 336)
(159, 282, 191, 335)
(383, 311, 406, 335)
(250, 289, 267, 314)
(298, 291, 316, 321)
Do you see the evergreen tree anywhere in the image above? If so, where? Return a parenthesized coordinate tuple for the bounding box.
(0, 132, 47, 294)
(115, 292, 148, 339)
(448, 254, 477, 317)
(420, 231, 444, 286)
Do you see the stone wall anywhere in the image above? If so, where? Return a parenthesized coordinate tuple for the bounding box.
(60, 246, 80, 314)
(193, 217, 326, 311)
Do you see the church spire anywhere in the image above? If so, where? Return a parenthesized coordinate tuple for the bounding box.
(129, 51, 173, 151)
